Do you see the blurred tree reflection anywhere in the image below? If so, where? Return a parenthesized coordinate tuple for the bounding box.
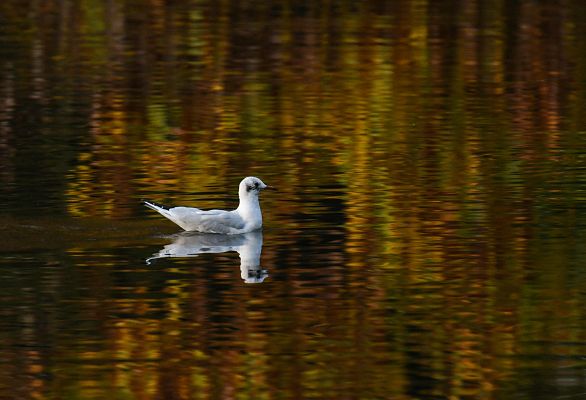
(1, 0, 586, 399)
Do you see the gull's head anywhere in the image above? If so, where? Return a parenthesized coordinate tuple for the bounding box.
(239, 176, 273, 197)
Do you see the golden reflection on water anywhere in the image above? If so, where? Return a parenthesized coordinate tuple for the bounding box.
(1, 0, 586, 399)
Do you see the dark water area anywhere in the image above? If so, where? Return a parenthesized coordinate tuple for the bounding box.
(2, 1, 586, 399)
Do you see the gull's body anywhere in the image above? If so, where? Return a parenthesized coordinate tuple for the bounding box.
(144, 177, 271, 234)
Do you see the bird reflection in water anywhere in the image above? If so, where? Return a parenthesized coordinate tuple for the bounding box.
(146, 230, 267, 283)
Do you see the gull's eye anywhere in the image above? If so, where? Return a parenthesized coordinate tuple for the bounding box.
(254, 181, 259, 189)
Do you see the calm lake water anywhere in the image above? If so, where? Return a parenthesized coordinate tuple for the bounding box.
(2, 1, 586, 399)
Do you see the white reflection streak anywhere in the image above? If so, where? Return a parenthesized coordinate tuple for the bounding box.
(146, 230, 267, 283)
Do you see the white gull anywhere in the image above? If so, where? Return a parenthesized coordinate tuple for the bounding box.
(144, 176, 274, 234)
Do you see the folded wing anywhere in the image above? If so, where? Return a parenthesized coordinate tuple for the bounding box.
(167, 207, 246, 233)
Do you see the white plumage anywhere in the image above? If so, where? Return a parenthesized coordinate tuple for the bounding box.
(144, 176, 273, 234)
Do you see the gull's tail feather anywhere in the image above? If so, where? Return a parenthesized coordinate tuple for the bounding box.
(144, 200, 174, 219)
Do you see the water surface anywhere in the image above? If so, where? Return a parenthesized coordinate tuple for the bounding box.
(1, 1, 586, 399)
